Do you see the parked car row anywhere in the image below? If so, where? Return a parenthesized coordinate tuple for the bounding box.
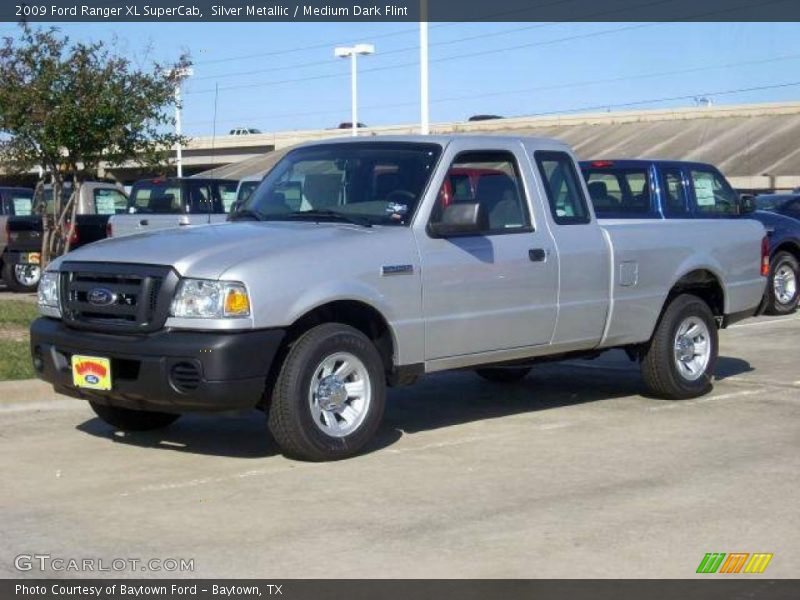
(3, 154, 799, 320)
(1, 177, 243, 292)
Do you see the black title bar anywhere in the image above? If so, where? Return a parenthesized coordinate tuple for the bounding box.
(4, 0, 800, 22)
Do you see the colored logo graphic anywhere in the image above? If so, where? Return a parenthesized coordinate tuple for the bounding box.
(71, 356, 112, 391)
(696, 553, 773, 574)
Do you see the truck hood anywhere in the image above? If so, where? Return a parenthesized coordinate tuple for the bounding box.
(53, 221, 380, 279)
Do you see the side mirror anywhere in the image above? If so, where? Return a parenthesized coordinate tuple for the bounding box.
(429, 202, 485, 237)
(740, 194, 757, 214)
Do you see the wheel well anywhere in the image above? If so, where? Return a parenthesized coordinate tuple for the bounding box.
(772, 241, 800, 263)
(666, 270, 724, 317)
(259, 301, 395, 406)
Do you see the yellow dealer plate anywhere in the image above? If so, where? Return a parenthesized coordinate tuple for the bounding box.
(71, 355, 112, 391)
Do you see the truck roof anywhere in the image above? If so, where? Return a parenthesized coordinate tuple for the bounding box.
(294, 134, 573, 152)
(579, 158, 717, 170)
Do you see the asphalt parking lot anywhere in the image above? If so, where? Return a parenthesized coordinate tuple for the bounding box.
(0, 314, 798, 578)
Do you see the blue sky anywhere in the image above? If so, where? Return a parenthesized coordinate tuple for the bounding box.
(8, 21, 800, 135)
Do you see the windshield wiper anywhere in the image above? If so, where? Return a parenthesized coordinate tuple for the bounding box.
(228, 209, 264, 222)
(279, 210, 373, 228)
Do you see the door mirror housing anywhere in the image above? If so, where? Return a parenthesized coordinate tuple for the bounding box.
(739, 194, 757, 214)
(429, 202, 485, 237)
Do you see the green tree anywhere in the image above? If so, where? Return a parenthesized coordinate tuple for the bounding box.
(0, 24, 191, 263)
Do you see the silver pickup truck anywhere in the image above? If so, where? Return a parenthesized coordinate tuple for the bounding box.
(31, 136, 767, 461)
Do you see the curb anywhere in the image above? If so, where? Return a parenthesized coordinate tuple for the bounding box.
(0, 379, 61, 404)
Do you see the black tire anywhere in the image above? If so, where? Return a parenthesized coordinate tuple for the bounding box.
(267, 323, 386, 461)
(641, 294, 718, 400)
(475, 366, 532, 383)
(2, 261, 41, 293)
(764, 251, 799, 315)
(89, 401, 180, 431)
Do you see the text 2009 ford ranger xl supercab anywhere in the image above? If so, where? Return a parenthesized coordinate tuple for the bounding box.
(30, 136, 767, 461)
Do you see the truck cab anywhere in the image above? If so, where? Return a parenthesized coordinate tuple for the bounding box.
(107, 177, 239, 238)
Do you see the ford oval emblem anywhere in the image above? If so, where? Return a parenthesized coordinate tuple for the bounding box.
(87, 287, 116, 307)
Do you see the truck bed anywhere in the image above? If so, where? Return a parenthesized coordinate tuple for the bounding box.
(598, 218, 766, 347)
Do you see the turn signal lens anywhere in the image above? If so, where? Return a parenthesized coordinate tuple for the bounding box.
(224, 288, 250, 316)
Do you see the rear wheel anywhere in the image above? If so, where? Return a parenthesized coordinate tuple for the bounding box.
(2, 262, 41, 293)
(765, 251, 799, 315)
(267, 323, 386, 461)
(475, 366, 531, 383)
(89, 401, 180, 431)
(641, 294, 718, 399)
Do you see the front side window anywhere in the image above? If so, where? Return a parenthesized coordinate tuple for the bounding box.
(244, 142, 442, 226)
(93, 188, 128, 215)
(429, 150, 531, 234)
(690, 169, 739, 216)
(536, 151, 590, 224)
(130, 181, 183, 214)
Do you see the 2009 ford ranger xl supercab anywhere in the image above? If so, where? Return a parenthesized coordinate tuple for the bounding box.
(30, 136, 768, 461)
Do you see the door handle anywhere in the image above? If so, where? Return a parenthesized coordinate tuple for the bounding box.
(529, 248, 547, 262)
(139, 219, 149, 226)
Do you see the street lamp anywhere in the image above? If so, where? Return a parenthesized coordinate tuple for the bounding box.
(334, 44, 375, 137)
(172, 66, 194, 178)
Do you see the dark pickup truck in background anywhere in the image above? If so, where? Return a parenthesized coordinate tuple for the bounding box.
(580, 159, 799, 315)
(2, 182, 128, 292)
(0, 186, 35, 289)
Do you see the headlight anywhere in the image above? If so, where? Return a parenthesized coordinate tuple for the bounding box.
(37, 271, 61, 311)
(170, 279, 250, 319)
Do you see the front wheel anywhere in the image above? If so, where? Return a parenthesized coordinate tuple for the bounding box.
(89, 401, 180, 431)
(267, 323, 386, 461)
(2, 262, 41, 293)
(765, 251, 799, 315)
(641, 294, 718, 399)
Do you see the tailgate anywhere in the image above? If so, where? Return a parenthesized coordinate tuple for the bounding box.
(74, 214, 111, 247)
(108, 214, 211, 238)
(6, 216, 44, 253)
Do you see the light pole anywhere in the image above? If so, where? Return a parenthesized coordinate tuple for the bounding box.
(420, 0, 429, 134)
(334, 44, 375, 137)
(172, 66, 194, 178)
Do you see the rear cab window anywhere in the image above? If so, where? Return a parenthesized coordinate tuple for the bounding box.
(2, 190, 34, 216)
(130, 181, 183, 214)
(689, 168, 739, 216)
(581, 165, 653, 217)
(93, 188, 128, 215)
(536, 151, 590, 225)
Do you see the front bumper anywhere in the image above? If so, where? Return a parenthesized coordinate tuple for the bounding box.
(30, 317, 285, 413)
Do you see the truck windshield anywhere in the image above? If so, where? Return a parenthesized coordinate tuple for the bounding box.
(243, 142, 442, 226)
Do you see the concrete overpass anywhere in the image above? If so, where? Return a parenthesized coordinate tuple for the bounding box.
(7, 101, 800, 190)
(185, 101, 800, 192)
